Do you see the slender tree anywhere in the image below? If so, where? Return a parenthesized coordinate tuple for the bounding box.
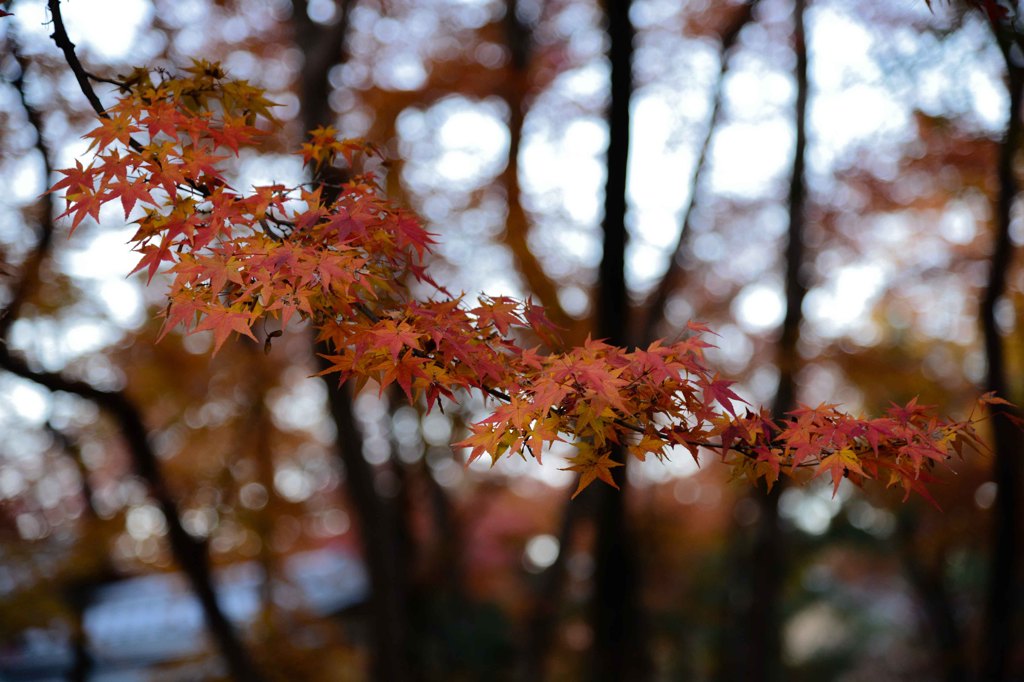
(587, 1, 649, 680)
(723, 1, 808, 679)
(981, 11, 1024, 681)
(291, 4, 415, 678)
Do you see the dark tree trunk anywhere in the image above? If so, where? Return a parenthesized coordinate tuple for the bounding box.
(290, 5, 415, 679)
(317, 361, 413, 682)
(522, 495, 587, 680)
(897, 512, 971, 682)
(980, 24, 1024, 682)
(586, 2, 649, 681)
(729, 2, 807, 680)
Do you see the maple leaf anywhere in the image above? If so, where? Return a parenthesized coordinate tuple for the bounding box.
(816, 448, 867, 496)
(455, 426, 503, 466)
(629, 431, 666, 462)
(371, 320, 421, 361)
(84, 112, 141, 151)
(703, 375, 746, 416)
(50, 159, 95, 196)
(522, 297, 562, 346)
(193, 307, 258, 354)
(393, 212, 436, 259)
(887, 396, 931, 422)
(208, 114, 264, 153)
(472, 296, 522, 336)
(524, 414, 563, 464)
(129, 237, 176, 283)
(979, 391, 1015, 407)
(107, 179, 156, 218)
(379, 353, 431, 403)
(139, 101, 183, 140)
(564, 446, 623, 498)
(158, 298, 204, 341)
(59, 189, 106, 232)
(686, 320, 717, 337)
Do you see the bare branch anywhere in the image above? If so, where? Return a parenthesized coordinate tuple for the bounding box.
(45, 0, 108, 118)
(642, 1, 758, 342)
(0, 346, 265, 682)
(0, 42, 56, 339)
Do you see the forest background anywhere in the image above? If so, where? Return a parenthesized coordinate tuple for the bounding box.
(0, 0, 1022, 680)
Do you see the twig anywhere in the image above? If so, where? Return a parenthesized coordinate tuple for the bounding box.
(0, 43, 56, 340)
(45, 0, 107, 118)
(643, 0, 758, 341)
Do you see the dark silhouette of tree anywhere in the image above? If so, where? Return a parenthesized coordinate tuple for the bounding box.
(981, 12, 1024, 682)
(587, 1, 649, 680)
(291, 4, 416, 679)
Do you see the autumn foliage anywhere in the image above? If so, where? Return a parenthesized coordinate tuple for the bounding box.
(52, 61, 997, 502)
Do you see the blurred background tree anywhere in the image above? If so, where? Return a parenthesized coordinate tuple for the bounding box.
(0, 0, 1021, 680)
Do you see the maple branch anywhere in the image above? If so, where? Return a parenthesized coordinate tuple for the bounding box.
(83, 70, 127, 88)
(346, 289, 930, 475)
(46, 3, 219, 206)
(50, 56, 984, 512)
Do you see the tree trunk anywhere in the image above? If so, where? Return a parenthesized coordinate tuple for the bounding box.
(586, 1, 649, 680)
(290, 5, 416, 678)
(897, 512, 971, 682)
(317, 361, 413, 682)
(980, 24, 1024, 682)
(730, 2, 807, 679)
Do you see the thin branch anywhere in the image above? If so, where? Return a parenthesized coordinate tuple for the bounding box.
(45, 0, 108, 117)
(642, 0, 758, 342)
(0, 347, 265, 682)
(0, 44, 56, 339)
(498, 1, 576, 337)
(84, 70, 126, 88)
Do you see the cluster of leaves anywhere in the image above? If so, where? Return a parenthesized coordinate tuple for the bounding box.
(52, 61, 997, 500)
